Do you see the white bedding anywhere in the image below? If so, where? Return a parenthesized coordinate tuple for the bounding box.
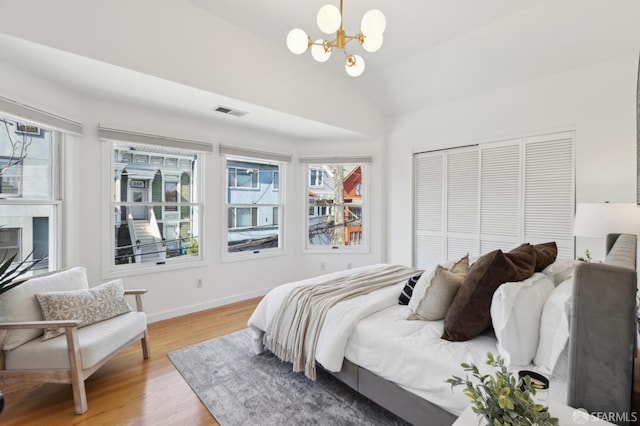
(248, 263, 568, 417)
(344, 303, 567, 416)
(248, 263, 407, 372)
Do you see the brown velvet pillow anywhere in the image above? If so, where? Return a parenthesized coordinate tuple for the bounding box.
(442, 245, 536, 341)
(533, 241, 557, 272)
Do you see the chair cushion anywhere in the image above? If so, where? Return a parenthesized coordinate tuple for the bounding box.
(5, 311, 146, 370)
(35, 279, 131, 340)
(0, 267, 89, 350)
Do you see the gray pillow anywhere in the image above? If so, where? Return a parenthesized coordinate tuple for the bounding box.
(407, 255, 469, 321)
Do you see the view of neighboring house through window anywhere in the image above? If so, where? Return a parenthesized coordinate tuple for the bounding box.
(111, 142, 202, 269)
(0, 117, 57, 271)
(305, 163, 366, 250)
(225, 156, 283, 255)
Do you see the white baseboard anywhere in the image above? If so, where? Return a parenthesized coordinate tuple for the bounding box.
(146, 287, 273, 323)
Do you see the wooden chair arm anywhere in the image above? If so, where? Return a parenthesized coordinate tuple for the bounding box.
(124, 289, 147, 296)
(0, 319, 82, 330)
(124, 289, 148, 312)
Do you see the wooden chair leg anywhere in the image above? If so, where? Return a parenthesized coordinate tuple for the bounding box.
(66, 327, 88, 414)
(141, 330, 150, 359)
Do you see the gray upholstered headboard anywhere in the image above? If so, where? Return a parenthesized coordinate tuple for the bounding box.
(567, 233, 637, 425)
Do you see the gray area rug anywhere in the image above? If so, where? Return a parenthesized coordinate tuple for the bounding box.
(167, 328, 410, 426)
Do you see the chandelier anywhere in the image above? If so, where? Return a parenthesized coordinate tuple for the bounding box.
(286, 1, 386, 77)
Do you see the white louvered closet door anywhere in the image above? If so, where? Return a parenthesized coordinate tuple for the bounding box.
(414, 151, 444, 270)
(480, 141, 521, 253)
(446, 147, 479, 260)
(524, 132, 575, 258)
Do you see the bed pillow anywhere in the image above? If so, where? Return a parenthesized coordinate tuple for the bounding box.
(533, 242, 558, 272)
(35, 279, 132, 340)
(398, 272, 423, 305)
(533, 276, 573, 375)
(490, 273, 554, 365)
(407, 262, 469, 321)
(442, 245, 536, 341)
(541, 258, 578, 286)
(0, 267, 89, 350)
(407, 255, 469, 320)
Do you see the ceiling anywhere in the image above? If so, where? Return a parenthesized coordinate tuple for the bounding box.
(0, 0, 638, 140)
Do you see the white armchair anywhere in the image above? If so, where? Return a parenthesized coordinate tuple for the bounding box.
(0, 267, 150, 414)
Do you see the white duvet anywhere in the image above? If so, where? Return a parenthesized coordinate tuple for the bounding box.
(248, 263, 567, 416)
(248, 263, 404, 372)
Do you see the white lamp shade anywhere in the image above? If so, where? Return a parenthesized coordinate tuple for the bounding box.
(362, 33, 383, 52)
(286, 28, 309, 54)
(311, 40, 331, 62)
(317, 4, 341, 34)
(345, 54, 365, 77)
(573, 203, 640, 238)
(361, 9, 386, 36)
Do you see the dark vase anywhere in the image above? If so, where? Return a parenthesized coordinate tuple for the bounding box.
(0, 390, 4, 414)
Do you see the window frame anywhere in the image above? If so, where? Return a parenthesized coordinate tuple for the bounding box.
(303, 163, 369, 253)
(105, 140, 205, 277)
(222, 154, 285, 262)
(0, 116, 61, 273)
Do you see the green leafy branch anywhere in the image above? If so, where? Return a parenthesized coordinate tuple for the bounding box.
(0, 252, 46, 296)
(445, 353, 558, 426)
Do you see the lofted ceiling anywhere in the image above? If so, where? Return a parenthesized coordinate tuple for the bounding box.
(0, 0, 638, 140)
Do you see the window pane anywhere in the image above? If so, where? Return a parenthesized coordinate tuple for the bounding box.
(165, 181, 178, 212)
(0, 204, 54, 270)
(226, 157, 282, 254)
(112, 142, 201, 268)
(0, 119, 52, 200)
(307, 164, 364, 248)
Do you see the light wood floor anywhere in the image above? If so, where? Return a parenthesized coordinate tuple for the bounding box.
(0, 297, 261, 426)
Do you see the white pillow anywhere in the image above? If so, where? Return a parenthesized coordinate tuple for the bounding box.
(533, 276, 574, 375)
(407, 255, 469, 321)
(0, 267, 89, 350)
(491, 273, 554, 366)
(541, 258, 578, 286)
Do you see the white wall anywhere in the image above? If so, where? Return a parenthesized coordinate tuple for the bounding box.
(0, 0, 385, 139)
(0, 62, 385, 322)
(386, 54, 639, 265)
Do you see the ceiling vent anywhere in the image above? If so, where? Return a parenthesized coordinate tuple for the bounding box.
(213, 105, 248, 117)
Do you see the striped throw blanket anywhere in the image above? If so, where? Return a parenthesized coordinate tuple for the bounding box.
(265, 264, 419, 380)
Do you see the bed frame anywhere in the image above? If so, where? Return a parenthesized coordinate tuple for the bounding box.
(328, 233, 637, 426)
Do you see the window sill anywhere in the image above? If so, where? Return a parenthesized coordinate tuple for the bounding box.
(103, 256, 207, 280)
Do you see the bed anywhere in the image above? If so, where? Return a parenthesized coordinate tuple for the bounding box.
(248, 234, 637, 426)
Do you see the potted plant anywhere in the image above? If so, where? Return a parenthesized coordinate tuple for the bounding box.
(0, 252, 45, 415)
(446, 353, 559, 426)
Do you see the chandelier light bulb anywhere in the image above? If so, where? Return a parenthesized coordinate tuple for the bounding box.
(345, 54, 365, 77)
(317, 4, 342, 34)
(286, 28, 309, 54)
(362, 33, 383, 53)
(311, 40, 332, 62)
(361, 9, 386, 37)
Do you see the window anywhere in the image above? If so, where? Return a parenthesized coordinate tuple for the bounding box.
(111, 142, 202, 270)
(305, 163, 367, 251)
(225, 156, 283, 256)
(309, 168, 323, 187)
(0, 116, 58, 272)
(228, 167, 259, 189)
(164, 181, 178, 212)
(0, 227, 21, 260)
